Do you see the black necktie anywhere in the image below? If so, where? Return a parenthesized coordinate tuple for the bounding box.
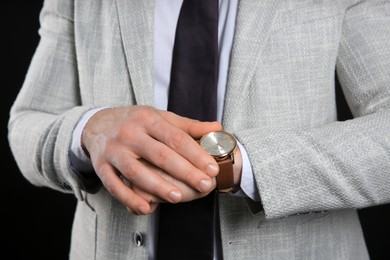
(156, 1, 219, 259)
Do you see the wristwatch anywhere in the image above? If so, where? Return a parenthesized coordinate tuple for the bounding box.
(199, 131, 237, 192)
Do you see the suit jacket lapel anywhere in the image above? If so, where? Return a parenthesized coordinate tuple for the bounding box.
(223, 0, 280, 127)
(115, 0, 155, 106)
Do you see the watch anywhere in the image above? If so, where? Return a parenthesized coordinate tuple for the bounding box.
(199, 131, 237, 192)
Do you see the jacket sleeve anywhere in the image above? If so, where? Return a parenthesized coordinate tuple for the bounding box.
(8, 0, 98, 200)
(235, 0, 390, 219)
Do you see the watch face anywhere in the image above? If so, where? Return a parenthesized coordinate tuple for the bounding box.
(199, 131, 237, 158)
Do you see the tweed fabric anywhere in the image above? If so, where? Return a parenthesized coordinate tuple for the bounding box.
(8, 0, 390, 259)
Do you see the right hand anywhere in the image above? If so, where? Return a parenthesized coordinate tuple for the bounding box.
(81, 105, 222, 215)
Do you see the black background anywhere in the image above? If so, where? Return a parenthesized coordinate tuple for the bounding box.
(2, 1, 389, 259)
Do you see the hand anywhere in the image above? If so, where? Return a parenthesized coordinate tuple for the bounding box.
(81, 105, 222, 215)
(123, 159, 217, 214)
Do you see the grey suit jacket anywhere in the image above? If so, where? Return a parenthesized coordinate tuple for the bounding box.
(8, 0, 390, 259)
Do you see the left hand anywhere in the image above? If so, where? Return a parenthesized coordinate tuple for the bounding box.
(126, 139, 243, 215)
(123, 159, 217, 214)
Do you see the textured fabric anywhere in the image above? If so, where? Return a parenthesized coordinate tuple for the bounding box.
(8, 0, 390, 259)
(157, 0, 218, 259)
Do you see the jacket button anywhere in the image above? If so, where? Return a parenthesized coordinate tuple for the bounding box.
(133, 231, 144, 247)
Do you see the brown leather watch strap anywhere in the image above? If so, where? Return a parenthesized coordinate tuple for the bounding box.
(216, 158, 234, 192)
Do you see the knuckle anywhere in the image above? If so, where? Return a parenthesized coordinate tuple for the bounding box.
(123, 162, 139, 181)
(103, 141, 116, 155)
(182, 167, 198, 184)
(169, 132, 186, 150)
(125, 130, 138, 142)
(120, 107, 159, 140)
(137, 107, 157, 126)
(105, 179, 117, 197)
(124, 195, 136, 209)
(124, 197, 146, 215)
(155, 148, 171, 167)
(96, 164, 111, 182)
(116, 125, 129, 140)
(116, 124, 138, 143)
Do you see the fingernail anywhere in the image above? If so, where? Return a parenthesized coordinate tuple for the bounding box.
(138, 205, 148, 214)
(207, 164, 219, 176)
(169, 190, 182, 202)
(200, 179, 212, 192)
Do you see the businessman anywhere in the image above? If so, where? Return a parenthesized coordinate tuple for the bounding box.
(8, 0, 390, 259)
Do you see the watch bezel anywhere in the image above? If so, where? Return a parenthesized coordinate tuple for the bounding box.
(199, 131, 237, 158)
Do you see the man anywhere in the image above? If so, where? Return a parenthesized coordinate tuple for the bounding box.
(8, 0, 390, 259)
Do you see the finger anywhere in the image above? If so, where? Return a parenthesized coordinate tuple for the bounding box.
(133, 178, 211, 203)
(140, 159, 217, 202)
(144, 117, 220, 178)
(126, 160, 217, 203)
(95, 162, 152, 215)
(137, 132, 217, 193)
(127, 203, 159, 215)
(149, 203, 159, 213)
(107, 147, 184, 203)
(129, 181, 165, 204)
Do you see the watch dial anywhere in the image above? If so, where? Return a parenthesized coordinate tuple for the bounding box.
(200, 131, 236, 157)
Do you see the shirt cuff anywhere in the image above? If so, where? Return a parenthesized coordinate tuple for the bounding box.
(231, 141, 261, 201)
(69, 107, 106, 173)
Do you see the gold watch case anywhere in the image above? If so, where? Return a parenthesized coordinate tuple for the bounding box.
(199, 131, 237, 159)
